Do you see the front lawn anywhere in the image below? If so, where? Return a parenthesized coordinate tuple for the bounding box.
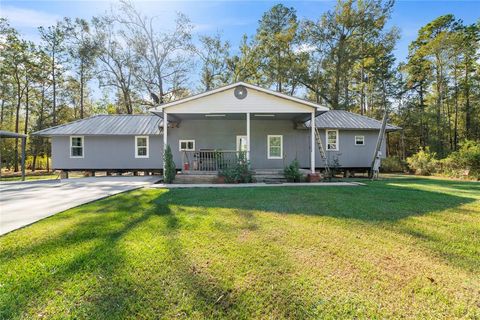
(1, 176, 479, 319)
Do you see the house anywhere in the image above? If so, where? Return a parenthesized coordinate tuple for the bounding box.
(34, 82, 400, 179)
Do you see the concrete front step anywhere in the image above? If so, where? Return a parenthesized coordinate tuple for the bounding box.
(174, 174, 217, 184)
(253, 169, 284, 174)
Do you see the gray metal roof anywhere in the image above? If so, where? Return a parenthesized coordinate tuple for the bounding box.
(305, 110, 401, 131)
(0, 130, 27, 138)
(33, 114, 163, 136)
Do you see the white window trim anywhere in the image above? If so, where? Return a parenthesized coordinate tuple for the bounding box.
(135, 136, 149, 158)
(70, 136, 84, 158)
(179, 139, 195, 151)
(355, 135, 365, 146)
(267, 135, 283, 159)
(326, 129, 339, 151)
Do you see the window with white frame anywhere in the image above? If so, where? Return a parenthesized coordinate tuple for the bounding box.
(70, 136, 84, 158)
(326, 130, 339, 151)
(267, 135, 283, 159)
(179, 140, 195, 151)
(135, 136, 149, 158)
(355, 135, 365, 146)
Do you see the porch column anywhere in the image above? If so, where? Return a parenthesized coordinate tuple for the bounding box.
(246, 112, 250, 162)
(310, 111, 315, 173)
(163, 111, 168, 177)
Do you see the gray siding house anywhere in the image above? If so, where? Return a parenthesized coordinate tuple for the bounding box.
(34, 82, 399, 175)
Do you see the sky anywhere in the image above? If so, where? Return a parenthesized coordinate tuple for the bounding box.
(1, 0, 479, 64)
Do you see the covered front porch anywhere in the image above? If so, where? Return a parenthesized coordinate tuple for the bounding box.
(150, 82, 329, 179)
(161, 112, 318, 174)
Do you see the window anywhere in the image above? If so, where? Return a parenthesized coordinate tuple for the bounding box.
(135, 136, 149, 158)
(267, 135, 283, 159)
(179, 140, 195, 151)
(355, 135, 365, 146)
(326, 130, 339, 151)
(70, 136, 84, 158)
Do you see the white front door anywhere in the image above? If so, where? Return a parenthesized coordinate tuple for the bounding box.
(236, 135, 248, 152)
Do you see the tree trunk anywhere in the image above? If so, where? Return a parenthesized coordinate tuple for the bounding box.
(14, 81, 21, 172)
(80, 62, 84, 119)
(24, 78, 29, 135)
(0, 99, 4, 126)
(453, 66, 459, 150)
(464, 63, 471, 139)
(52, 52, 57, 125)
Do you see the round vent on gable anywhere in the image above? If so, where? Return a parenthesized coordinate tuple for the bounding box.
(234, 85, 248, 100)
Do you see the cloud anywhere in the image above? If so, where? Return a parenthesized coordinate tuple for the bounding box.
(1, 5, 62, 28)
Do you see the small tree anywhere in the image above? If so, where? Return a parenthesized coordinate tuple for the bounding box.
(284, 159, 303, 182)
(163, 145, 176, 183)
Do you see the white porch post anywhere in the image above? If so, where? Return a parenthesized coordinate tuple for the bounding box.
(310, 111, 315, 173)
(246, 112, 251, 162)
(163, 111, 168, 177)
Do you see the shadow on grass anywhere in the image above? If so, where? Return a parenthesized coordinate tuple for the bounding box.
(154, 180, 477, 222)
(149, 178, 479, 273)
(0, 193, 154, 319)
(1, 178, 478, 318)
(1, 190, 312, 319)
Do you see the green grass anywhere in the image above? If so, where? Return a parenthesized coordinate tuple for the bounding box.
(1, 176, 479, 319)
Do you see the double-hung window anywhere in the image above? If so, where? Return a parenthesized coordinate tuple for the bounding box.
(355, 135, 365, 146)
(135, 136, 149, 158)
(70, 136, 84, 158)
(179, 140, 195, 151)
(267, 135, 283, 159)
(326, 130, 339, 151)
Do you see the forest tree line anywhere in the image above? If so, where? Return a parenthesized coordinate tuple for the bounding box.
(0, 0, 479, 172)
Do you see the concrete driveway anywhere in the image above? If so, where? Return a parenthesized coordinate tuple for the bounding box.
(0, 176, 160, 236)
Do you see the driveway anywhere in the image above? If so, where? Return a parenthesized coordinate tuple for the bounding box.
(0, 176, 159, 235)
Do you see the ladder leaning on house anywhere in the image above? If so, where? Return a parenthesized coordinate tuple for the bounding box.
(314, 127, 331, 178)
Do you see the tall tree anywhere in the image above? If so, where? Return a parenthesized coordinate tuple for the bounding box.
(64, 18, 100, 119)
(39, 22, 67, 125)
(227, 34, 262, 84)
(93, 16, 139, 114)
(301, 0, 396, 110)
(255, 4, 300, 94)
(115, 0, 193, 105)
(195, 33, 231, 91)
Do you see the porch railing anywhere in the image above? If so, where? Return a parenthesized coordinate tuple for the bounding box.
(181, 150, 247, 172)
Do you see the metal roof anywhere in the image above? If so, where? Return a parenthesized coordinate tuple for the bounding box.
(0, 130, 27, 138)
(33, 114, 163, 136)
(305, 110, 401, 131)
(33, 110, 400, 137)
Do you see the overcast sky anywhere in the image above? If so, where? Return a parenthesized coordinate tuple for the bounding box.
(1, 0, 479, 63)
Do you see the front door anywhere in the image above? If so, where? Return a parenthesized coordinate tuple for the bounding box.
(236, 135, 248, 152)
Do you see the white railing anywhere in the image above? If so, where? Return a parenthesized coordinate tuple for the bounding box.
(181, 150, 247, 172)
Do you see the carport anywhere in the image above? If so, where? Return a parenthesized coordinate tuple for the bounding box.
(0, 130, 27, 181)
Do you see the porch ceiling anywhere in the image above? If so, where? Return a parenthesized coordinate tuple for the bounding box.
(167, 112, 314, 121)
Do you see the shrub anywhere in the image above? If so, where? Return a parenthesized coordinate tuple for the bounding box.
(163, 145, 176, 183)
(380, 156, 407, 173)
(284, 159, 303, 182)
(406, 147, 437, 176)
(441, 140, 480, 179)
(219, 153, 253, 183)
